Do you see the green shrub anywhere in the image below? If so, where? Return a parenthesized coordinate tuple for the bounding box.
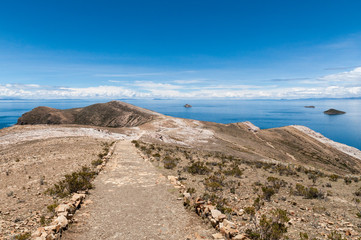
(131, 140, 140, 148)
(344, 177, 352, 185)
(267, 176, 286, 190)
(299, 232, 320, 240)
(246, 209, 289, 240)
(152, 153, 161, 158)
(327, 231, 347, 240)
(261, 186, 276, 201)
(329, 174, 339, 182)
(355, 187, 361, 196)
(244, 206, 256, 216)
(15, 233, 31, 240)
(186, 187, 196, 194)
(163, 156, 177, 169)
(40, 215, 46, 226)
(46, 166, 96, 198)
(292, 184, 323, 199)
(275, 164, 297, 176)
(47, 202, 58, 213)
(204, 175, 225, 191)
(91, 159, 103, 167)
(224, 164, 243, 178)
(187, 161, 211, 175)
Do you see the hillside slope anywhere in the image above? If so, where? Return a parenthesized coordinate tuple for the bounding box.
(17, 101, 160, 128)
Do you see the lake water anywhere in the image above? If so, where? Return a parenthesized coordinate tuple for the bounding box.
(0, 98, 360, 150)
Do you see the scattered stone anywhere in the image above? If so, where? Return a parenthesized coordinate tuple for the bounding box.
(212, 232, 224, 239)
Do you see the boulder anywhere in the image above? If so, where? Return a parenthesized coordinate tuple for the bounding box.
(55, 204, 70, 214)
(52, 215, 68, 231)
(211, 209, 222, 220)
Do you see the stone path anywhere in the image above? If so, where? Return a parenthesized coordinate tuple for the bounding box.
(62, 140, 215, 240)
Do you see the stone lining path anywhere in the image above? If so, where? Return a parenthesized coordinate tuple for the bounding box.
(62, 140, 215, 240)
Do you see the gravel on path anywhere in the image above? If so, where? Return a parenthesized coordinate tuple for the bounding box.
(62, 140, 215, 240)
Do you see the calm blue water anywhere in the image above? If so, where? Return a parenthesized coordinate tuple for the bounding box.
(0, 99, 360, 150)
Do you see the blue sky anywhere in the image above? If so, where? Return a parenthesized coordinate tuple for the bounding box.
(1, 0, 361, 99)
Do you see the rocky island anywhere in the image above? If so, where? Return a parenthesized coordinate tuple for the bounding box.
(184, 104, 192, 108)
(1, 101, 361, 240)
(304, 105, 315, 108)
(324, 108, 346, 115)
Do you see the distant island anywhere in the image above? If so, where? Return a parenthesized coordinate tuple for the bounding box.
(184, 104, 192, 108)
(324, 108, 346, 115)
(304, 106, 315, 108)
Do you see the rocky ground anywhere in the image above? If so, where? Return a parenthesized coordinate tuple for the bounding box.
(0, 126, 117, 239)
(134, 140, 361, 239)
(1, 103, 361, 239)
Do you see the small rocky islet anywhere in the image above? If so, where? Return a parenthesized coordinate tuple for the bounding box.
(324, 108, 346, 115)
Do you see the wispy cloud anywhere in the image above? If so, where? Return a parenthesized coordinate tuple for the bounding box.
(172, 79, 206, 84)
(324, 66, 361, 71)
(319, 67, 361, 82)
(133, 81, 183, 90)
(268, 77, 311, 82)
(96, 70, 196, 78)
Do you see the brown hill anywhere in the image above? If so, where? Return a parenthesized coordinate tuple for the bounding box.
(17, 101, 160, 127)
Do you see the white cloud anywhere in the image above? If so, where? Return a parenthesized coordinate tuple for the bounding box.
(2, 67, 361, 99)
(97, 72, 167, 77)
(133, 81, 183, 90)
(96, 70, 196, 78)
(319, 67, 361, 82)
(172, 79, 205, 84)
(3, 83, 360, 100)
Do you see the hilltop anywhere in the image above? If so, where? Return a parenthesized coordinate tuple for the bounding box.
(17, 101, 160, 127)
(1, 101, 361, 240)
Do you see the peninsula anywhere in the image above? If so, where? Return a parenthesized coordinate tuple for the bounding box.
(1, 101, 360, 240)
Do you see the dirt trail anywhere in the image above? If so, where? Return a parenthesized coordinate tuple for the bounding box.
(62, 140, 215, 240)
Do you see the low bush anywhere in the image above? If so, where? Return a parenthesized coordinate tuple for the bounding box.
(91, 159, 103, 167)
(261, 186, 276, 201)
(131, 140, 140, 148)
(292, 184, 324, 199)
(246, 209, 289, 240)
(163, 156, 177, 169)
(354, 187, 361, 196)
(204, 174, 225, 192)
(224, 164, 243, 178)
(329, 174, 339, 182)
(46, 166, 96, 198)
(187, 161, 211, 175)
(47, 202, 58, 213)
(327, 231, 347, 240)
(15, 233, 31, 240)
(344, 177, 352, 185)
